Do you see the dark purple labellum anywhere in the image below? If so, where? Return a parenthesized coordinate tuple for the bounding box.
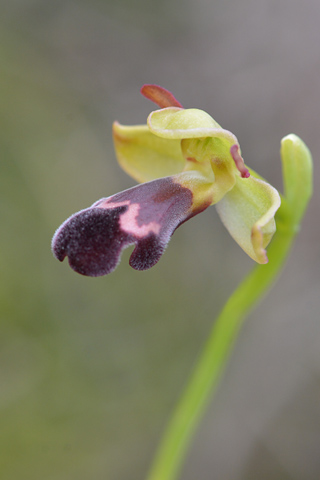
(52, 177, 195, 276)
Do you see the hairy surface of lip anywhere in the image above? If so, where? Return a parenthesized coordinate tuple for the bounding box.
(52, 177, 195, 276)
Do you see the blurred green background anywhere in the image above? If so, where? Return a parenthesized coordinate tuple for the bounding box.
(1, 1, 319, 479)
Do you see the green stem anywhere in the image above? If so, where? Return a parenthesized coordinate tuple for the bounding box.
(146, 134, 312, 480)
(146, 227, 294, 480)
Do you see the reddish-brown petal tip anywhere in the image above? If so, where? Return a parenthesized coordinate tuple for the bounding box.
(140, 84, 183, 109)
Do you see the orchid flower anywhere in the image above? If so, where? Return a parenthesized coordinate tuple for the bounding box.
(51, 85, 313, 480)
(52, 85, 281, 276)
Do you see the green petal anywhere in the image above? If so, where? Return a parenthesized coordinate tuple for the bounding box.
(181, 137, 237, 203)
(113, 122, 185, 183)
(148, 107, 238, 142)
(215, 175, 281, 263)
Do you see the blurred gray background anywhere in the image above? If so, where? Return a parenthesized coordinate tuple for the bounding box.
(1, 1, 319, 479)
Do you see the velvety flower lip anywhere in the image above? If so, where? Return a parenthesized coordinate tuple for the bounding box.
(52, 84, 281, 276)
(52, 175, 210, 276)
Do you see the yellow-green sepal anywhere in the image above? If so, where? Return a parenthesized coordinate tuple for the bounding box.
(113, 122, 185, 183)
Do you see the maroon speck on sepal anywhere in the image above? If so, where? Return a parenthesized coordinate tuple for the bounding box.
(230, 144, 250, 179)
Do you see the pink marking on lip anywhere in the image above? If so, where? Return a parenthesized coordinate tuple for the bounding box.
(119, 203, 161, 238)
(230, 144, 250, 178)
(94, 199, 161, 238)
